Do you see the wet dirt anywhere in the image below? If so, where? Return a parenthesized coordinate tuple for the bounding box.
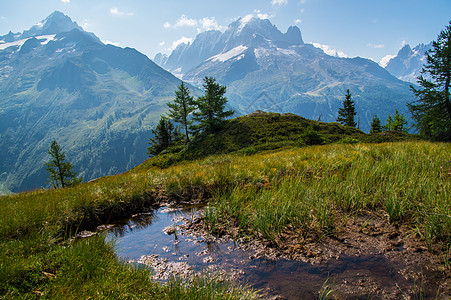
(101, 206, 450, 299)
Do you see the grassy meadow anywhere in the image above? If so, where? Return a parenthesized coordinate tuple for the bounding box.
(0, 140, 450, 298)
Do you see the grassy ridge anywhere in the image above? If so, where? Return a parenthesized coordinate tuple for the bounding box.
(0, 141, 449, 298)
(139, 111, 417, 169)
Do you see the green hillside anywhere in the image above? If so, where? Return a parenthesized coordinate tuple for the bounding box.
(1, 138, 449, 298)
(140, 111, 417, 169)
(0, 27, 198, 193)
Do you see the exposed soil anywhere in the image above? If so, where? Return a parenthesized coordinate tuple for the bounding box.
(180, 209, 451, 299)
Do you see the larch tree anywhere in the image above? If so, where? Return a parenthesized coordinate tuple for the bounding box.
(408, 20, 451, 141)
(45, 140, 82, 188)
(193, 77, 234, 134)
(384, 109, 408, 133)
(147, 116, 178, 156)
(167, 82, 196, 143)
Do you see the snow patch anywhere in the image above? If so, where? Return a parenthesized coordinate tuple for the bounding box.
(239, 15, 254, 32)
(379, 54, 395, 68)
(0, 39, 27, 50)
(254, 47, 268, 59)
(312, 43, 348, 58)
(209, 45, 248, 62)
(0, 35, 55, 50)
(276, 48, 299, 57)
(39, 35, 56, 45)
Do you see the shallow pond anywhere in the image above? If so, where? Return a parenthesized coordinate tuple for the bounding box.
(105, 206, 440, 299)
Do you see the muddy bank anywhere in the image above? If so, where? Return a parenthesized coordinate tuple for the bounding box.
(180, 209, 450, 299)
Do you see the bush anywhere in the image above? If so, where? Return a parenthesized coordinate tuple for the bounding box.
(147, 152, 182, 168)
(298, 128, 325, 146)
(338, 136, 361, 144)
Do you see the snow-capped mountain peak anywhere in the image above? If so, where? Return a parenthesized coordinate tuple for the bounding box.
(384, 42, 432, 83)
(0, 11, 97, 44)
(154, 16, 304, 75)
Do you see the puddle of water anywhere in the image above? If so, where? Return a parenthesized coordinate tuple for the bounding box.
(105, 206, 440, 299)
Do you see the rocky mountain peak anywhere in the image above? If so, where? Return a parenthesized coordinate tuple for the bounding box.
(22, 11, 83, 39)
(397, 44, 413, 59)
(283, 26, 303, 45)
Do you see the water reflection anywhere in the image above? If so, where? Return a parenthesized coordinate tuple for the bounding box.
(109, 211, 157, 237)
(106, 206, 442, 299)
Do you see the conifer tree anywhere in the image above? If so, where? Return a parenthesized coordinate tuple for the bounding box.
(167, 82, 195, 143)
(370, 115, 382, 134)
(147, 116, 178, 156)
(45, 140, 82, 188)
(336, 89, 357, 127)
(408, 21, 451, 141)
(193, 77, 234, 134)
(384, 109, 408, 133)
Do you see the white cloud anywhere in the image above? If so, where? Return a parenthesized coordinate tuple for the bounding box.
(102, 40, 120, 47)
(199, 17, 224, 31)
(110, 7, 134, 16)
(254, 10, 273, 20)
(295, 19, 302, 24)
(367, 43, 385, 49)
(175, 15, 197, 28)
(164, 15, 198, 29)
(312, 43, 348, 58)
(80, 20, 89, 30)
(159, 41, 165, 46)
(379, 54, 395, 67)
(165, 15, 226, 33)
(61, 0, 70, 3)
(241, 14, 254, 24)
(271, 0, 288, 6)
(169, 36, 193, 51)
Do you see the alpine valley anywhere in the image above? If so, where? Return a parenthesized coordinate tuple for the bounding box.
(1, 12, 422, 193)
(0, 12, 187, 193)
(155, 17, 415, 133)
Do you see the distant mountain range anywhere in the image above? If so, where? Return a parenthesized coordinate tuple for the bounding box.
(155, 17, 415, 133)
(0, 11, 187, 193)
(383, 43, 432, 84)
(0, 12, 428, 193)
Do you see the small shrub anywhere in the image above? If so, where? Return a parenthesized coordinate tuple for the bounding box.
(240, 146, 257, 156)
(337, 136, 361, 144)
(299, 128, 325, 146)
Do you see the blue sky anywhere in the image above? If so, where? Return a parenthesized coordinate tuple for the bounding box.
(0, 0, 450, 64)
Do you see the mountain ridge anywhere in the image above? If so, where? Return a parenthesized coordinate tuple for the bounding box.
(0, 11, 190, 193)
(155, 17, 413, 132)
(384, 42, 432, 83)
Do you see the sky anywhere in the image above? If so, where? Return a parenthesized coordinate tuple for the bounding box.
(0, 0, 450, 64)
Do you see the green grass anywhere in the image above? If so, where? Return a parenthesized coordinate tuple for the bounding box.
(0, 140, 449, 298)
(203, 142, 450, 249)
(139, 111, 418, 169)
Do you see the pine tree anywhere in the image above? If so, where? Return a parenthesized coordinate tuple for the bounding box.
(45, 140, 82, 188)
(384, 109, 408, 133)
(167, 82, 196, 143)
(193, 77, 234, 134)
(336, 89, 357, 127)
(147, 116, 178, 156)
(408, 21, 451, 141)
(370, 115, 382, 134)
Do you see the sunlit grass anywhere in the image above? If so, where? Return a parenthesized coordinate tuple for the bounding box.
(0, 141, 449, 298)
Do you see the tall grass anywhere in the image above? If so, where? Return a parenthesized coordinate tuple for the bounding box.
(202, 142, 450, 248)
(0, 141, 449, 298)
